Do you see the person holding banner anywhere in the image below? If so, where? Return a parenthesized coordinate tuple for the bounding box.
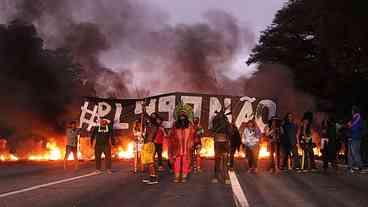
(91, 118, 115, 174)
(64, 121, 81, 170)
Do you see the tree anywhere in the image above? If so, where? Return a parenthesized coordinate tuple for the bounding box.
(247, 0, 368, 116)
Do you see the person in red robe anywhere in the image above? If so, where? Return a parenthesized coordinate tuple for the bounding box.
(172, 104, 194, 183)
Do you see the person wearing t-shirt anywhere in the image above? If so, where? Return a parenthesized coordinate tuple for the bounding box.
(91, 119, 115, 174)
(64, 121, 81, 170)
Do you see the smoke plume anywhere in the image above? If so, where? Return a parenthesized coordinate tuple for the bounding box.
(0, 0, 315, 145)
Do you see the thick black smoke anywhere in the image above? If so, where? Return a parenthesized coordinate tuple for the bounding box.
(0, 20, 91, 146)
(0, 0, 315, 145)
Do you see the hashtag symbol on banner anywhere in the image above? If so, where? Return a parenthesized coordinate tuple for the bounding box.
(80, 102, 98, 131)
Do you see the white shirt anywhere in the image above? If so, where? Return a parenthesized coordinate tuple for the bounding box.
(242, 127, 260, 147)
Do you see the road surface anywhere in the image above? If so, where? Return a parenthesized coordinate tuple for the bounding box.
(1, 159, 368, 207)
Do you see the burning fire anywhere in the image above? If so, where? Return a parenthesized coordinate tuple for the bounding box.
(258, 142, 271, 159)
(200, 137, 215, 158)
(199, 137, 270, 159)
(0, 153, 19, 161)
(28, 141, 62, 161)
(0, 139, 19, 161)
(0, 135, 274, 162)
(116, 142, 135, 159)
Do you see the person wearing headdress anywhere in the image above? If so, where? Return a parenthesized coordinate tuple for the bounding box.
(171, 103, 195, 183)
(211, 109, 232, 184)
(91, 118, 115, 174)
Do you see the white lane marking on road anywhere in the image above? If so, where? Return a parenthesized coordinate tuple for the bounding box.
(0, 171, 100, 198)
(229, 171, 250, 207)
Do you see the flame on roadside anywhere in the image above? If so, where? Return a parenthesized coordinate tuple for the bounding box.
(258, 142, 271, 159)
(28, 140, 62, 161)
(200, 137, 215, 158)
(0, 153, 19, 161)
(0, 139, 19, 161)
(116, 142, 135, 159)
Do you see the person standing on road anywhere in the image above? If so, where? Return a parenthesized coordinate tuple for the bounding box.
(321, 115, 338, 171)
(229, 122, 242, 171)
(242, 120, 261, 174)
(192, 117, 204, 172)
(281, 113, 299, 170)
(64, 121, 81, 170)
(91, 118, 115, 174)
(172, 103, 194, 183)
(347, 106, 367, 173)
(133, 119, 145, 173)
(299, 112, 316, 172)
(154, 117, 166, 172)
(265, 117, 283, 173)
(141, 130, 158, 185)
(211, 110, 232, 184)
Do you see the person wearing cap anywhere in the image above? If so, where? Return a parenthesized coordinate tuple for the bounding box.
(64, 121, 81, 170)
(91, 118, 115, 174)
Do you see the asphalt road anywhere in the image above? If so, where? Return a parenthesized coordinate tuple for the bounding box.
(0, 160, 233, 207)
(1, 159, 368, 207)
(235, 159, 368, 207)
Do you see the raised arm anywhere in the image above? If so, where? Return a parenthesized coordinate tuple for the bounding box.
(90, 127, 96, 146)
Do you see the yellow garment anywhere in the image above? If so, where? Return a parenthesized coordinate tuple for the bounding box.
(141, 142, 155, 165)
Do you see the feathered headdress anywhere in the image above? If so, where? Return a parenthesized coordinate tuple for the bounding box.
(174, 102, 194, 121)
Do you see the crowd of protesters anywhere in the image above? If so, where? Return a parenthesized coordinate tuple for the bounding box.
(64, 104, 368, 185)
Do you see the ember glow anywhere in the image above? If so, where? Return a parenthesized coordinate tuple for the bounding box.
(200, 137, 215, 158)
(258, 142, 271, 159)
(28, 140, 62, 161)
(116, 142, 135, 159)
(0, 153, 19, 161)
(0, 139, 19, 161)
